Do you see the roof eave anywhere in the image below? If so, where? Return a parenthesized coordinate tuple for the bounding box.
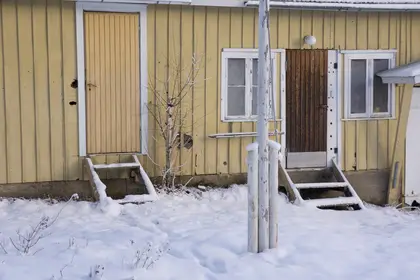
(244, 0, 420, 11)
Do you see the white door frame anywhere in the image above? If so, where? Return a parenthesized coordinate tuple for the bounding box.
(75, 2, 149, 156)
(327, 50, 339, 167)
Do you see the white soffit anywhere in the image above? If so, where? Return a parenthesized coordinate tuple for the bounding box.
(377, 60, 420, 85)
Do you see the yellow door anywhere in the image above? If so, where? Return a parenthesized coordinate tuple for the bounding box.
(84, 12, 141, 154)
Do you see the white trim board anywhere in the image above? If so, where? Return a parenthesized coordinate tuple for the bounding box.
(327, 50, 338, 167)
(69, 0, 420, 10)
(75, 2, 148, 156)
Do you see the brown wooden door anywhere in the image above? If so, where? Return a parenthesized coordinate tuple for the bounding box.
(286, 49, 328, 168)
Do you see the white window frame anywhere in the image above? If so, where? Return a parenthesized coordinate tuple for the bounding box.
(343, 51, 396, 120)
(221, 49, 277, 122)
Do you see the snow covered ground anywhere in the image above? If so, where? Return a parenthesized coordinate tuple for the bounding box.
(0, 185, 419, 280)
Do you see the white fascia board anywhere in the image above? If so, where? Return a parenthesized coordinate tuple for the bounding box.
(69, 0, 246, 6)
(245, 0, 420, 11)
(381, 76, 418, 85)
(70, 0, 193, 4)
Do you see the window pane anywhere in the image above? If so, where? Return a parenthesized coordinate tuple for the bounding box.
(252, 86, 258, 115)
(227, 86, 246, 116)
(228, 58, 245, 86)
(252, 59, 258, 86)
(350, 59, 367, 114)
(373, 59, 389, 113)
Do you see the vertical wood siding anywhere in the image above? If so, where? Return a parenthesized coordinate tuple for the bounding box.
(0, 0, 79, 184)
(1, 1, 420, 185)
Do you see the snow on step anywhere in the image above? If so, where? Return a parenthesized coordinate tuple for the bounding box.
(115, 194, 158, 205)
(304, 197, 360, 208)
(85, 155, 159, 210)
(281, 157, 366, 210)
(295, 182, 348, 189)
(93, 162, 140, 169)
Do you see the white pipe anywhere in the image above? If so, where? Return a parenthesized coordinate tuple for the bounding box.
(246, 142, 259, 253)
(257, 0, 270, 253)
(268, 140, 280, 249)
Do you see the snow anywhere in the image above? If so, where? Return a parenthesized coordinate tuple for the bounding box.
(0, 185, 420, 280)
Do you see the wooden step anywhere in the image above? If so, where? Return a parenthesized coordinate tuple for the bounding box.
(93, 162, 140, 169)
(295, 182, 348, 189)
(304, 197, 360, 208)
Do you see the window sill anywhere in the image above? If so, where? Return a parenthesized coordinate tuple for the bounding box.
(341, 117, 396, 121)
(221, 118, 282, 123)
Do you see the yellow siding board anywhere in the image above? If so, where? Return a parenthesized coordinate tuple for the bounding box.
(366, 13, 379, 170)
(47, 1, 65, 180)
(3, 1, 22, 183)
(278, 9, 289, 48)
(204, 7, 218, 174)
(154, 6, 169, 175)
(388, 13, 399, 165)
(301, 11, 312, 49)
(192, 6, 206, 175)
(312, 11, 324, 49)
(61, 1, 79, 180)
(269, 10, 278, 48)
(229, 8, 242, 174)
(0, 1, 6, 183)
(342, 12, 356, 170)
(32, 0, 52, 182)
(217, 8, 230, 174)
(377, 13, 390, 169)
(145, 5, 156, 177)
(17, 0, 37, 182)
(180, 6, 194, 175)
(288, 11, 301, 49)
(355, 13, 368, 171)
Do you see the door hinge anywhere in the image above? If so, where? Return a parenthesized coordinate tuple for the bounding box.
(334, 147, 338, 154)
(333, 62, 338, 69)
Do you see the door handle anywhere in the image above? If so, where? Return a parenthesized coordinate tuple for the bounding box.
(87, 82, 97, 91)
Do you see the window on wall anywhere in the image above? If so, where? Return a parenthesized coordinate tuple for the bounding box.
(344, 52, 396, 119)
(222, 50, 276, 121)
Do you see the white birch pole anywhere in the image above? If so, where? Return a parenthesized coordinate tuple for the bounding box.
(247, 142, 259, 253)
(268, 140, 280, 249)
(257, 0, 270, 253)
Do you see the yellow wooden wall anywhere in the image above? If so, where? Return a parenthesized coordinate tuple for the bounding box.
(1, 1, 420, 185)
(0, 0, 80, 184)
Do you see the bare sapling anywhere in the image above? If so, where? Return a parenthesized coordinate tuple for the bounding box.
(8, 193, 79, 255)
(147, 53, 206, 190)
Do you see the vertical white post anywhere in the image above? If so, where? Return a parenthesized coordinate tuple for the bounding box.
(257, 0, 270, 252)
(268, 140, 280, 249)
(247, 142, 259, 253)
